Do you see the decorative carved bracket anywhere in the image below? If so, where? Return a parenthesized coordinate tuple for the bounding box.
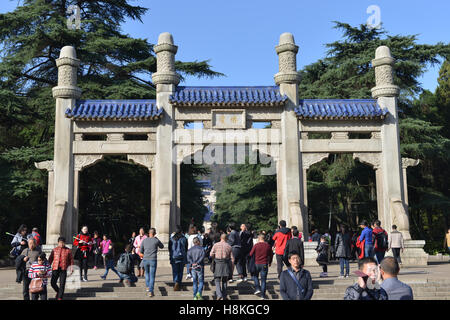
(35, 160, 54, 172)
(402, 157, 420, 169)
(176, 145, 205, 164)
(353, 153, 381, 169)
(302, 153, 329, 169)
(127, 154, 155, 170)
(74, 155, 103, 171)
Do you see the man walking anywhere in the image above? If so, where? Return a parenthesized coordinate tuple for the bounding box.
(380, 257, 413, 300)
(226, 223, 241, 282)
(389, 225, 404, 264)
(139, 228, 164, 297)
(49, 237, 74, 300)
(372, 220, 388, 263)
(344, 257, 388, 300)
(20, 238, 42, 300)
(169, 226, 187, 291)
(187, 237, 206, 300)
(283, 228, 305, 267)
(279, 253, 313, 300)
(238, 223, 253, 282)
(359, 220, 373, 258)
(210, 233, 234, 300)
(272, 220, 292, 278)
(249, 234, 273, 299)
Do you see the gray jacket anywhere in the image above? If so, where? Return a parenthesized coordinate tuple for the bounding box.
(381, 277, 413, 300)
(335, 232, 351, 258)
(140, 237, 164, 260)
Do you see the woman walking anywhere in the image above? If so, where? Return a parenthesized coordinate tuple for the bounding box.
(100, 236, 121, 281)
(335, 225, 352, 278)
(28, 253, 52, 300)
(92, 231, 102, 270)
(133, 228, 147, 277)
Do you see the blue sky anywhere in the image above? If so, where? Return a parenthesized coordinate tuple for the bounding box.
(2, 0, 449, 91)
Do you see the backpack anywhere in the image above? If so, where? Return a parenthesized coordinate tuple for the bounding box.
(116, 253, 131, 273)
(375, 231, 388, 250)
(172, 237, 184, 262)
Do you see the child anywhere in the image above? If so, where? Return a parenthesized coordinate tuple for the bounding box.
(316, 236, 329, 278)
(28, 252, 52, 300)
(100, 236, 121, 280)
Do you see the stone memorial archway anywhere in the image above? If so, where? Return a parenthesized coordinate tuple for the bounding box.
(36, 32, 427, 266)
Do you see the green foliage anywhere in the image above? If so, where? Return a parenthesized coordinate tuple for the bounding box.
(0, 0, 221, 248)
(213, 154, 277, 231)
(180, 164, 210, 230)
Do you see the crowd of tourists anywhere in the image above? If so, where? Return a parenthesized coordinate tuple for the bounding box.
(8, 219, 421, 301)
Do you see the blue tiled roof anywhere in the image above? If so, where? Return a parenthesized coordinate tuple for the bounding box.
(66, 100, 162, 121)
(170, 86, 288, 106)
(295, 99, 388, 120)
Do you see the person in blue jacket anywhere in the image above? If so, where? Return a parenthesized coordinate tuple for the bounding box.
(359, 220, 373, 258)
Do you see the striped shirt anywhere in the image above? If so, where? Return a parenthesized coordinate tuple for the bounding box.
(210, 241, 234, 260)
(28, 262, 52, 286)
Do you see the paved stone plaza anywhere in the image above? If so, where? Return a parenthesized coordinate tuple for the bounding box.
(0, 261, 448, 300)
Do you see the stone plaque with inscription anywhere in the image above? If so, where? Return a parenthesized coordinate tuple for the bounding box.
(211, 109, 246, 129)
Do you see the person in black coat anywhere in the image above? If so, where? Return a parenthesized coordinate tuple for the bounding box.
(316, 236, 329, 277)
(226, 223, 241, 282)
(279, 253, 313, 300)
(238, 223, 253, 281)
(283, 229, 305, 267)
(335, 225, 352, 278)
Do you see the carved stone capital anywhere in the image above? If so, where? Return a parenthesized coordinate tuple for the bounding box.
(35, 160, 54, 172)
(353, 152, 381, 169)
(154, 43, 178, 54)
(74, 155, 103, 171)
(371, 85, 400, 98)
(371, 132, 381, 139)
(52, 86, 82, 99)
(274, 72, 301, 85)
(152, 72, 180, 85)
(402, 157, 420, 169)
(302, 153, 329, 169)
(271, 120, 281, 129)
(177, 145, 205, 164)
(127, 154, 155, 170)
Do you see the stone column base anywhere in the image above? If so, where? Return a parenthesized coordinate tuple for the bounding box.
(304, 241, 319, 267)
(157, 248, 171, 267)
(385, 240, 428, 267)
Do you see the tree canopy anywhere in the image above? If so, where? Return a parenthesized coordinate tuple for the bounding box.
(0, 0, 220, 249)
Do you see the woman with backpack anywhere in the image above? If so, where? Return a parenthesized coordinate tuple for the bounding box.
(169, 227, 188, 291)
(116, 244, 138, 286)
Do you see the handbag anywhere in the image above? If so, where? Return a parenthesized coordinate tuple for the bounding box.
(29, 278, 44, 293)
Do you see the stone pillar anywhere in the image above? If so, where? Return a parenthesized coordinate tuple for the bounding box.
(152, 32, 180, 259)
(372, 46, 427, 266)
(151, 170, 156, 227)
(35, 161, 54, 243)
(72, 169, 80, 237)
(49, 46, 81, 245)
(401, 158, 420, 206)
(274, 33, 307, 237)
(176, 162, 181, 228)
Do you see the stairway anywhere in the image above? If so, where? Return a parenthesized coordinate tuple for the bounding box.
(0, 263, 449, 300)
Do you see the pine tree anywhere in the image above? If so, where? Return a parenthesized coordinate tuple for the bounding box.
(0, 1, 221, 243)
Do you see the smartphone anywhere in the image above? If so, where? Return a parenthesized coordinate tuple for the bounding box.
(354, 270, 369, 281)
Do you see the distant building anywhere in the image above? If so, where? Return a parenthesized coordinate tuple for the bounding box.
(196, 179, 216, 230)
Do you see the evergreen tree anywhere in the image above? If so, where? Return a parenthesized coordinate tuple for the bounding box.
(0, 0, 221, 245)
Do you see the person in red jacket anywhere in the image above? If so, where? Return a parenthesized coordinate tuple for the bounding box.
(372, 220, 388, 264)
(73, 226, 93, 282)
(272, 220, 292, 279)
